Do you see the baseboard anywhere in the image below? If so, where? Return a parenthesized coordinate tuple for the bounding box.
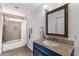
(27, 45, 33, 51)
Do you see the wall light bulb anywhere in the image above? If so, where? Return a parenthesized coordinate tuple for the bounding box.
(43, 5, 48, 10)
(43, 5, 49, 12)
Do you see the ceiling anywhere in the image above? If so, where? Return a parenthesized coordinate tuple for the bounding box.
(1, 3, 42, 16)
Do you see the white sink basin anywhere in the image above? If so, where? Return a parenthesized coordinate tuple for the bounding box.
(43, 40, 59, 47)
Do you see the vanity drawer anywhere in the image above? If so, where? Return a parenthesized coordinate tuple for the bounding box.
(33, 42, 48, 56)
(33, 42, 61, 56)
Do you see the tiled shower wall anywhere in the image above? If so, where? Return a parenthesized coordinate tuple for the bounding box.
(3, 20, 21, 42)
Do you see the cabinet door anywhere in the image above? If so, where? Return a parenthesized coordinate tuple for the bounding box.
(33, 42, 48, 56)
(33, 42, 61, 56)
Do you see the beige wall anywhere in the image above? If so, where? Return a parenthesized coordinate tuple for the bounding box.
(3, 20, 21, 42)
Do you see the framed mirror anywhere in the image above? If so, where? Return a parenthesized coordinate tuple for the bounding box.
(46, 4, 68, 38)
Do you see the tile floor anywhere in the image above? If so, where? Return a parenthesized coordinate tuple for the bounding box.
(0, 46, 32, 56)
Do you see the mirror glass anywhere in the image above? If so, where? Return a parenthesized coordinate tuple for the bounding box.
(48, 9, 64, 34)
(46, 4, 68, 38)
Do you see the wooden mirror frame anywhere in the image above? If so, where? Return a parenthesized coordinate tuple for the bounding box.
(46, 4, 68, 38)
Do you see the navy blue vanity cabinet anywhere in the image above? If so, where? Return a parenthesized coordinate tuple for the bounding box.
(33, 42, 61, 56)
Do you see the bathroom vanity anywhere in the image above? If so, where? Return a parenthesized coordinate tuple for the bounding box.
(33, 40, 61, 56)
(33, 39, 74, 56)
(33, 4, 74, 56)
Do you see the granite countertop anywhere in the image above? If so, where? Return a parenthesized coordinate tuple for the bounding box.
(34, 39, 74, 56)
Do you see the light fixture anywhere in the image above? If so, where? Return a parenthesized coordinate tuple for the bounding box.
(43, 5, 49, 12)
(5, 17, 22, 22)
(43, 5, 48, 9)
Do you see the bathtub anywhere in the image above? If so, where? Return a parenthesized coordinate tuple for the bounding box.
(3, 39, 26, 52)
